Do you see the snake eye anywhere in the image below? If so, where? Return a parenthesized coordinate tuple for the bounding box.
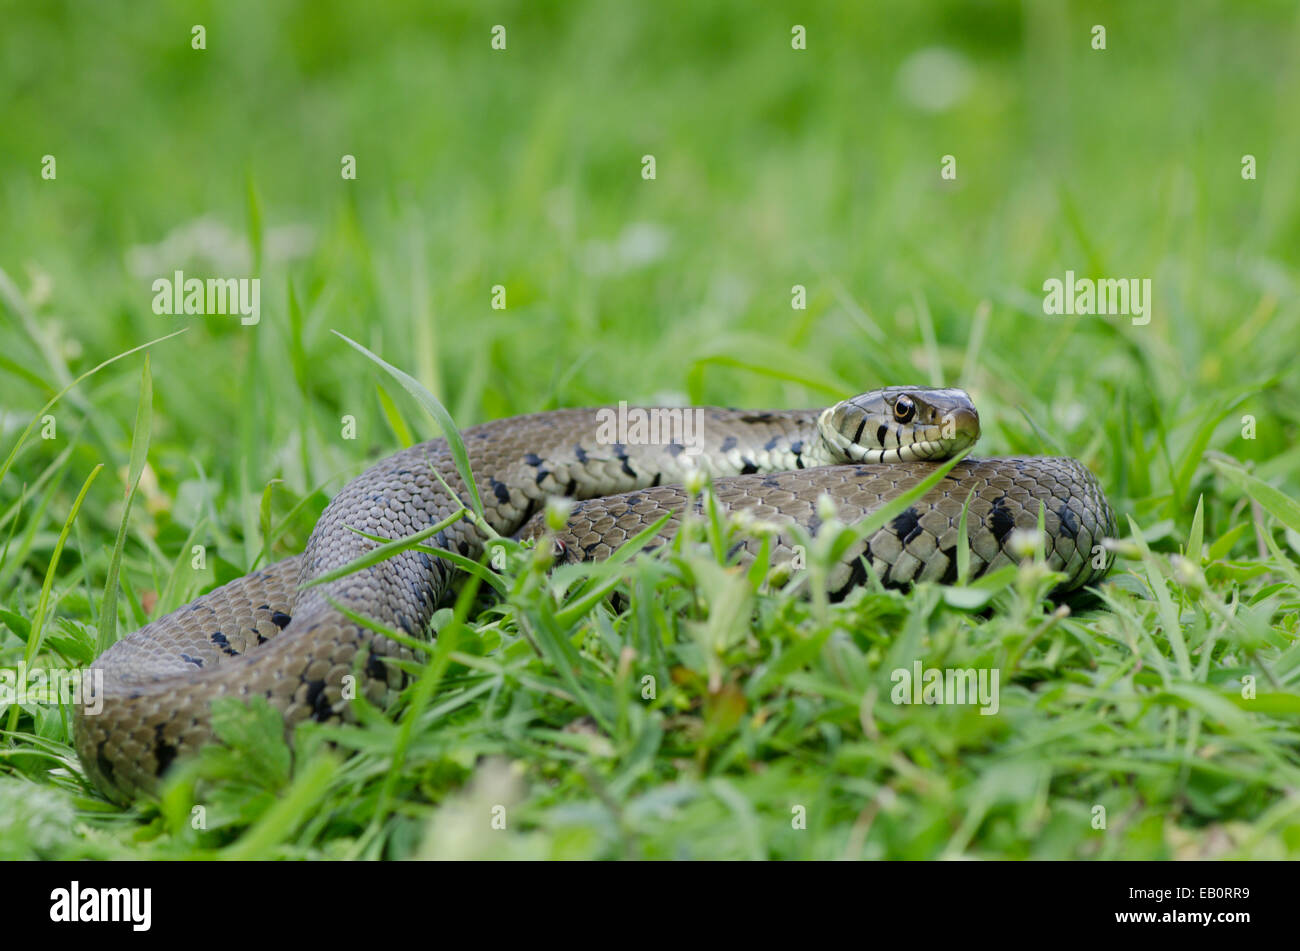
(893, 395, 916, 424)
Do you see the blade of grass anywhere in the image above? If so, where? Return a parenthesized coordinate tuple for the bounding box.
(1210, 455, 1300, 535)
(0, 330, 185, 490)
(956, 488, 975, 584)
(220, 753, 337, 860)
(1186, 494, 1205, 564)
(285, 278, 313, 485)
(1126, 513, 1192, 681)
(376, 383, 415, 449)
(332, 330, 484, 519)
(96, 356, 153, 655)
(8, 463, 103, 735)
(254, 478, 284, 570)
(300, 509, 467, 589)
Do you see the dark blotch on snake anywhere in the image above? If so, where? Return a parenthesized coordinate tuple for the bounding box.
(831, 556, 871, 602)
(891, 507, 923, 545)
(304, 679, 332, 722)
(613, 444, 636, 478)
(210, 632, 239, 657)
(1056, 503, 1079, 539)
(153, 724, 178, 775)
(989, 497, 1016, 543)
(95, 741, 116, 782)
(938, 546, 960, 585)
(271, 611, 292, 630)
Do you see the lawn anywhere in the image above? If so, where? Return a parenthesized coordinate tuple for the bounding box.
(1, 0, 1298, 859)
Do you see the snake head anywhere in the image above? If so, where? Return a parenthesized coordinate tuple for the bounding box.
(817, 386, 981, 463)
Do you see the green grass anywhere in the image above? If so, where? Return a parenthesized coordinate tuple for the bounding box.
(2, 0, 1299, 859)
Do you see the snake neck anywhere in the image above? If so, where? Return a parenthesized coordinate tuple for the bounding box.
(289, 407, 836, 632)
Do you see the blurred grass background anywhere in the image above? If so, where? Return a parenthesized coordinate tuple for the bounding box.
(4, 0, 1296, 450)
(1, 0, 1299, 858)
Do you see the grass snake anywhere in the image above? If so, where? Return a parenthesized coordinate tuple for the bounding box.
(74, 387, 1115, 799)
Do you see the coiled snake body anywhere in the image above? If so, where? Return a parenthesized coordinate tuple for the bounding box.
(75, 388, 1114, 798)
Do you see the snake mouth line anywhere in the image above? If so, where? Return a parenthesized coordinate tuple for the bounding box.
(845, 432, 979, 465)
(857, 438, 973, 464)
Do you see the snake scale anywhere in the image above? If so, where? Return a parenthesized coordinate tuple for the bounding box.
(74, 387, 1115, 799)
